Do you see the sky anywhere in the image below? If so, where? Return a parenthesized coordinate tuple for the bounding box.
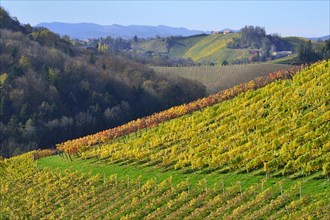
(0, 0, 329, 37)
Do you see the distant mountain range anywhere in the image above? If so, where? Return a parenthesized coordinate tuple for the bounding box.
(36, 22, 211, 39)
(308, 35, 330, 41)
(36, 22, 328, 42)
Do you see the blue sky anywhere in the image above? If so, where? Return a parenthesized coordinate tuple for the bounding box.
(1, 1, 329, 37)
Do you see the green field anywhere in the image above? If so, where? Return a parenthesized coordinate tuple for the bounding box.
(272, 54, 299, 64)
(153, 63, 294, 93)
(1, 60, 329, 219)
(133, 38, 169, 54)
(168, 35, 207, 58)
(181, 33, 250, 64)
(38, 153, 329, 196)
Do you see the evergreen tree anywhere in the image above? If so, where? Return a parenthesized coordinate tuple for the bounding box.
(298, 40, 320, 63)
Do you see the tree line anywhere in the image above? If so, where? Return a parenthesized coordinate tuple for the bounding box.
(227, 25, 330, 63)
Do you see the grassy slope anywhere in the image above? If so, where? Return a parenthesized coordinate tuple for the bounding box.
(133, 35, 207, 57)
(38, 155, 328, 195)
(182, 33, 250, 64)
(153, 63, 294, 93)
(133, 39, 168, 54)
(168, 35, 206, 57)
(272, 54, 298, 64)
(38, 155, 268, 190)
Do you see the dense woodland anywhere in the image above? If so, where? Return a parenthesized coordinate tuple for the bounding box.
(0, 8, 206, 157)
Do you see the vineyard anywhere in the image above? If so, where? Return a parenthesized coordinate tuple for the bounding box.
(57, 60, 330, 177)
(1, 151, 329, 219)
(1, 60, 329, 219)
(153, 63, 294, 93)
(181, 33, 250, 64)
(56, 65, 304, 155)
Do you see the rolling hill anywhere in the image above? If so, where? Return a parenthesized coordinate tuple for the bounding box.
(134, 33, 250, 64)
(36, 21, 326, 66)
(181, 33, 249, 64)
(1, 60, 329, 219)
(133, 33, 321, 65)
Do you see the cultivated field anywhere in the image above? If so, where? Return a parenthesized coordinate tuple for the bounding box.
(153, 63, 294, 93)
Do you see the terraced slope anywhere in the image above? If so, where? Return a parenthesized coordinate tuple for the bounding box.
(182, 33, 250, 64)
(1, 151, 329, 219)
(1, 60, 329, 219)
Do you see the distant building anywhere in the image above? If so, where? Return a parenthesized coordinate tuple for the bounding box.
(211, 30, 233, 35)
(223, 30, 232, 34)
(272, 51, 292, 58)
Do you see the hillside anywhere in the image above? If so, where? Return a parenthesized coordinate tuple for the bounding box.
(1, 60, 329, 219)
(153, 63, 294, 93)
(0, 7, 206, 157)
(168, 35, 208, 57)
(181, 33, 249, 64)
(131, 33, 323, 65)
(133, 33, 250, 65)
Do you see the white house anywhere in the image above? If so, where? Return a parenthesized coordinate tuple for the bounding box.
(272, 51, 292, 58)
